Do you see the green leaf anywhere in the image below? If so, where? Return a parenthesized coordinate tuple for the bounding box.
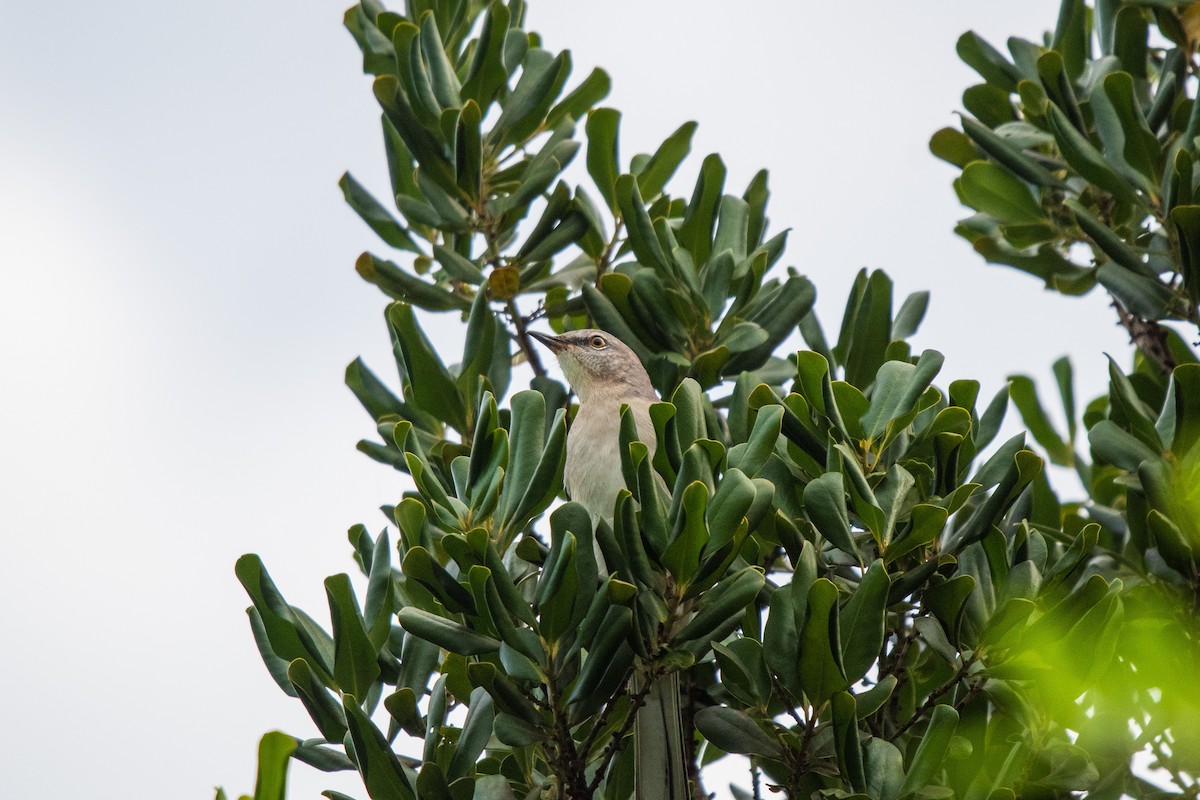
(1091, 71, 1161, 194)
(1066, 199, 1156, 279)
(289, 658, 349, 742)
(957, 161, 1045, 224)
(418, 13, 462, 110)
(357, 253, 471, 312)
(956, 31, 1020, 91)
(448, 687, 495, 779)
(694, 707, 783, 759)
(546, 67, 611, 128)
(236, 554, 333, 683)
(567, 606, 633, 705)
(325, 574, 381, 700)
(340, 172, 421, 253)
(924, 574, 976, 645)
(839, 269, 893, 389)
(797, 578, 847, 703)
(832, 692, 867, 793)
(803, 472, 858, 559)
(397, 607, 501, 655)
(1172, 204, 1200, 308)
(860, 350, 945, 444)
(679, 154, 726, 265)
(959, 117, 1065, 187)
(855, 675, 898, 718)
(638, 121, 697, 200)
(864, 737, 905, 800)
(674, 567, 765, 647)
(617, 174, 672, 275)
(1045, 103, 1136, 205)
(763, 586, 802, 696)
(1088, 419, 1159, 471)
(839, 560, 890, 684)
(712, 638, 771, 707)
(897, 705, 959, 797)
(586, 108, 620, 211)
(460, 2, 510, 106)
(1051, 0, 1087, 79)
(963, 83, 1016, 128)
(1094, 261, 1173, 320)
(343, 696, 417, 800)
(929, 126, 982, 168)
(491, 49, 570, 146)
(1008, 374, 1074, 466)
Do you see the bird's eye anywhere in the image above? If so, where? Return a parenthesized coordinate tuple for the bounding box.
(589, 335, 606, 349)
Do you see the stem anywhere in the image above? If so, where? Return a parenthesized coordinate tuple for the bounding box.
(595, 220, 625, 280)
(890, 655, 977, 741)
(546, 657, 589, 799)
(508, 298, 547, 378)
(1113, 300, 1176, 374)
(585, 665, 661, 795)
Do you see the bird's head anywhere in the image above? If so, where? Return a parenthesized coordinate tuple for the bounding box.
(529, 329, 656, 403)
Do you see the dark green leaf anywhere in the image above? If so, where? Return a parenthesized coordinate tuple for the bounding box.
(694, 707, 782, 759)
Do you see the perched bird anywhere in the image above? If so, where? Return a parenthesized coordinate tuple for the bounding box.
(529, 328, 688, 800)
(528, 329, 661, 522)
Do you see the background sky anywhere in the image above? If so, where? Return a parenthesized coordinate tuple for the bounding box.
(0, 2, 1134, 798)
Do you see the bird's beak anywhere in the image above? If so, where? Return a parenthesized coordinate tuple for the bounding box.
(528, 330, 566, 353)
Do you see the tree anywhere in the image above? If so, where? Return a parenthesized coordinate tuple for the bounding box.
(224, 1, 1200, 798)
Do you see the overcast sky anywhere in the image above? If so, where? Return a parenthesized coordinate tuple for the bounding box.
(0, 2, 1130, 798)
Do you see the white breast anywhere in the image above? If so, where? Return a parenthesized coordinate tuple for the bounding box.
(565, 398, 658, 522)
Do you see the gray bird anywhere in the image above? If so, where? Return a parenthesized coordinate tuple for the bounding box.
(529, 328, 688, 800)
(528, 329, 662, 521)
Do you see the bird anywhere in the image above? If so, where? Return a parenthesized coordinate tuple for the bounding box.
(529, 328, 689, 800)
(528, 329, 662, 522)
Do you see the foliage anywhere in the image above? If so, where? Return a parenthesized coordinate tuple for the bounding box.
(231, 1, 1200, 799)
(933, 0, 1200, 370)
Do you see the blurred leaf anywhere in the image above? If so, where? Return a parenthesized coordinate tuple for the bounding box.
(930, 126, 982, 168)
(253, 732, 297, 800)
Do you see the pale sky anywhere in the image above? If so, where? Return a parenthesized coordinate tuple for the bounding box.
(0, 2, 1130, 798)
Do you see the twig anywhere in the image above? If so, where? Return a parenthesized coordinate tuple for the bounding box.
(890, 656, 977, 741)
(585, 665, 661, 795)
(1113, 300, 1176, 374)
(507, 298, 547, 379)
(545, 659, 588, 798)
(595, 220, 625, 280)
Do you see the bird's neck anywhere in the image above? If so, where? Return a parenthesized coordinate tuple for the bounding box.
(575, 378, 658, 405)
